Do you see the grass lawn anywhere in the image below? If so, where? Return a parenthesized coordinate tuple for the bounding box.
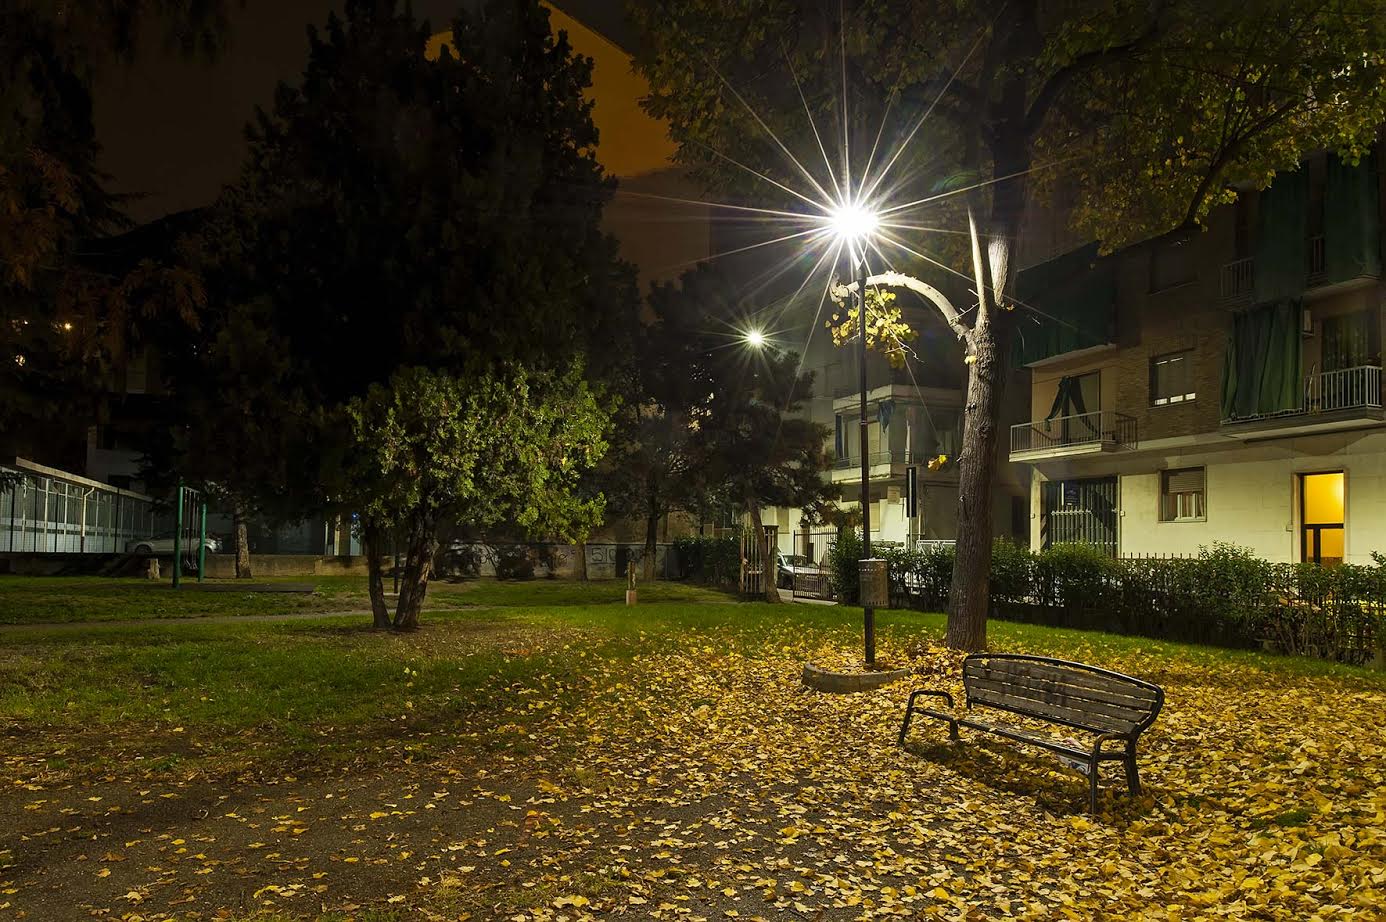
(0, 573, 722, 625)
(0, 576, 1383, 920)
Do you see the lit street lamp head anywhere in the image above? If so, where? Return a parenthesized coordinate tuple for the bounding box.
(743, 328, 767, 349)
(827, 201, 879, 244)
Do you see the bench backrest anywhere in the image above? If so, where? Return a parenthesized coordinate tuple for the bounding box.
(961, 654, 1163, 738)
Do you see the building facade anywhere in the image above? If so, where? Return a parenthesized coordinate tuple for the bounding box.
(1010, 147, 1384, 564)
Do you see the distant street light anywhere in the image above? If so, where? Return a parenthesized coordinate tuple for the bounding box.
(743, 328, 767, 349)
(828, 199, 881, 667)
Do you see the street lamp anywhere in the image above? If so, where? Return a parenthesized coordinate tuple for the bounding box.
(743, 328, 767, 349)
(828, 199, 881, 667)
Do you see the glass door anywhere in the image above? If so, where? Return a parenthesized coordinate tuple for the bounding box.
(1300, 472, 1345, 565)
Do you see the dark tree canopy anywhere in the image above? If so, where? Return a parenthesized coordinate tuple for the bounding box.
(0, 1, 221, 444)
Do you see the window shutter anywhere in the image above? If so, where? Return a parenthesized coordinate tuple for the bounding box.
(1165, 468, 1204, 494)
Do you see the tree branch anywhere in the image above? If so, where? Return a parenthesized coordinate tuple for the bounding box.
(832, 271, 971, 343)
(1023, 1, 1171, 137)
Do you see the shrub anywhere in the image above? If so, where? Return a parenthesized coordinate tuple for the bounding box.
(491, 544, 535, 580)
(673, 535, 739, 587)
(1034, 543, 1120, 610)
(828, 529, 862, 604)
(989, 539, 1033, 604)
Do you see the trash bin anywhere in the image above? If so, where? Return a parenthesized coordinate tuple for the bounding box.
(859, 558, 888, 608)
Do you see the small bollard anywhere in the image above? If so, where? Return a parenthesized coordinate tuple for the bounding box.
(626, 560, 637, 606)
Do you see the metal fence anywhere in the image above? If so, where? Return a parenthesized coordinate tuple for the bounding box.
(0, 459, 155, 554)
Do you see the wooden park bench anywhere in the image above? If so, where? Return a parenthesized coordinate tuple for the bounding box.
(898, 654, 1164, 812)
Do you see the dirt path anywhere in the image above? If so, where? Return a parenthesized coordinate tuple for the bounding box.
(1, 757, 833, 921)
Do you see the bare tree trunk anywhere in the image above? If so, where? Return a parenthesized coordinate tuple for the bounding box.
(574, 540, 588, 581)
(745, 494, 780, 604)
(945, 177, 1023, 652)
(394, 513, 437, 631)
(232, 500, 252, 579)
(643, 511, 658, 581)
(362, 522, 391, 630)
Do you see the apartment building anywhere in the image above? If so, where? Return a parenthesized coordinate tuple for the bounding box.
(1010, 148, 1384, 564)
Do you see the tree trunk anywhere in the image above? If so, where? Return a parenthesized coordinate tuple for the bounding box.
(574, 540, 588, 581)
(745, 494, 780, 603)
(393, 513, 437, 632)
(643, 512, 658, 581)
(945, 169, 1025, 652)
(362, 522, 391, 630)
(232, 500, 252, 579)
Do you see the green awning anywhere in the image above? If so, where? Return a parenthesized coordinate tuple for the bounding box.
(1013, 243, 1116, 366)
(1324, 151, 1382, 284)
(1221, 299, 1303, 420)
(1253, 169, 1308, 303)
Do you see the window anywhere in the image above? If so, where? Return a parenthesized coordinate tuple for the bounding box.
(1150, 351, 1195, 405)
(1160, 468, 1205, 522)
(1149, 238, 1196, 292)
(1300, 471, 1344, 566)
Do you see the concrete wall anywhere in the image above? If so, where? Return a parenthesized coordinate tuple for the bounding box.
(1029, 428, 1386, 564)
(201, 554, 369, 578)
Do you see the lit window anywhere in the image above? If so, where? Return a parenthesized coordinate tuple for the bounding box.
(1160, 467, 1205, 522)
(1151, 351, 1195, 406)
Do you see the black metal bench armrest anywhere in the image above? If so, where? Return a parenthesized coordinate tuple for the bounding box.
(907, 689, 954, 709)
(899, 689, 956, 745)
(1090, 732, 1130, 760)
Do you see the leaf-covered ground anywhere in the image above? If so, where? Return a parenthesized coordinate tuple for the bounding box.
(1, 579, 1383, 920)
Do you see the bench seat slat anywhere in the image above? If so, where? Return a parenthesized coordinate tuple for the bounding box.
(964, 665, 1159, 709)
(966, 687, 1139, 734)
(963, 676, 1152, 727)
(964, 660, 1159, 704)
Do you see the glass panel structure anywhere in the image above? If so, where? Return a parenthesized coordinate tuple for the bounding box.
(1, 462, 154, 554)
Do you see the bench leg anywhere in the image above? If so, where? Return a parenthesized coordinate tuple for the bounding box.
(897, 697, 916, 746)
(1124, 752, 1141, 797)
(1088, 761, 1100, 813)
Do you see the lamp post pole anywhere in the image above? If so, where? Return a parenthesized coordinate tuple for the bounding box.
(857, 257, 875, 667)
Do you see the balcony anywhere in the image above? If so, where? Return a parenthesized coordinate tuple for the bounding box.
(829, 449, 951, 483)
(1009, 410, 1138, 462)
(1222, 365, 1384, 435)
(1220, 257, 1254, 304)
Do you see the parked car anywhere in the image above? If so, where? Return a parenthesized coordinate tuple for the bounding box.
(126, 531, 221, 556)
(776, 553, 819, 589)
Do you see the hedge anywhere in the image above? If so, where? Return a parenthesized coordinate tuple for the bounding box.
(886, 540, 1384, 666)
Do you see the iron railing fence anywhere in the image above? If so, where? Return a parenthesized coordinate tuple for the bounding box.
(1010, 410, 1138, 455)
(1223, 365, 1382, 423)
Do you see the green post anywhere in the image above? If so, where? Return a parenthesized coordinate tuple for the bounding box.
(172, 480, 184, 589)
(197, 501, 207, 583)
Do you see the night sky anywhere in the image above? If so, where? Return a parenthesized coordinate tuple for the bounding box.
(94, 1, 634, 224)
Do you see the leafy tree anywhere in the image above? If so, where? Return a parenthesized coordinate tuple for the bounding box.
(652, 264, 836, 603)
(148, 298, 309, 578)
(346, 365, 608, 630)
(631, 0, 1386, 648)
(158, 0, 636, 606)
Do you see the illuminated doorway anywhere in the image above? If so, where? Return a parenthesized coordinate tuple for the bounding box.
(1300, 472, 1345, 566)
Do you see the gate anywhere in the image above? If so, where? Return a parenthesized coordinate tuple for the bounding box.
(1041, 477, 1118, 556)
(740, 526, 775, 598)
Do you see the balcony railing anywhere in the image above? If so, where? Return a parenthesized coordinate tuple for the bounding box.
(1308, 234, 1327, 285)
(1009, 410, 1138, 456)
(1223, 365, 1382, 424)
(831, 449, 942, 470)
(1220, 257, 1254, 302)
